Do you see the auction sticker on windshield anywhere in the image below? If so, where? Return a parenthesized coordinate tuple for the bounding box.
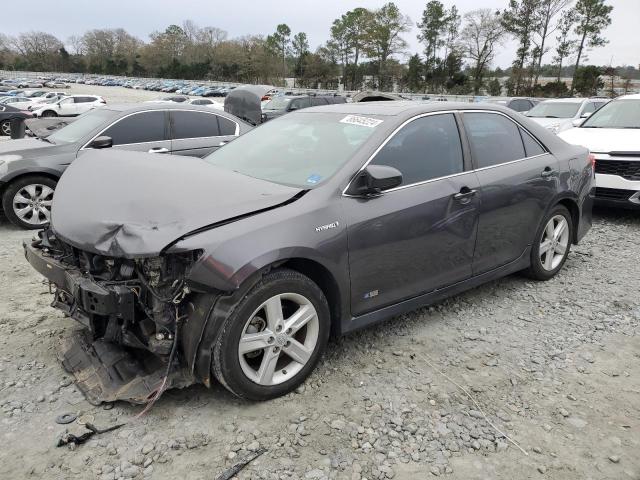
(340, 115, 383, 128)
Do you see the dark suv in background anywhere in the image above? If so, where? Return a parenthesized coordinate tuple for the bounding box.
(261, 95, 347, 121)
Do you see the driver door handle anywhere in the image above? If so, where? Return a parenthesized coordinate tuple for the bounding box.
(541, 167, 555, 178)
(148, 147, 169, 154)
(453, 187, 477, 204)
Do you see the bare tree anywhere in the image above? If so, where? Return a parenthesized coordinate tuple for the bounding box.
(460, 9, 505, 95)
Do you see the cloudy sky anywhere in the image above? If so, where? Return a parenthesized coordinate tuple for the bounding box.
(4, 0, 638, 68)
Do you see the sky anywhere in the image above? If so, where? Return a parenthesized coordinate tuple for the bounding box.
(3, 0, 638, 69)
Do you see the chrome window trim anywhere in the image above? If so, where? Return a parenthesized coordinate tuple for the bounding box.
(342, 109, 549, 197)
(80, 109, 239, 150)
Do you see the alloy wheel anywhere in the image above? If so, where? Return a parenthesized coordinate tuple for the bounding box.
(238, 292, 319, 386)
(0, 121, 10, 136)
(539, 214, 569, 271)
(12, 184, 54, 226)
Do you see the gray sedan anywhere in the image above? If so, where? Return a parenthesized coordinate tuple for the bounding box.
(0, 103, 252, 228)
(25, 101, 594, 404)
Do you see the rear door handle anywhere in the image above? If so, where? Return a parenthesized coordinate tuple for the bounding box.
(541, 167, 555, 178)
(148, 147, 169, 154)
(453, 187, 477, 204)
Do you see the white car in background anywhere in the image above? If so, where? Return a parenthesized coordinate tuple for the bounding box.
(30, 95, 106, 117)
(526, 98, 608, 134)
(559, 94, 640, 209)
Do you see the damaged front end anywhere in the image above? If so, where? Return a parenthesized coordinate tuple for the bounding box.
(24, 229, 207, 405)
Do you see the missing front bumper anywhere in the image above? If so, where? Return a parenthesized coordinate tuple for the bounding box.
(58, 330, 193, 405)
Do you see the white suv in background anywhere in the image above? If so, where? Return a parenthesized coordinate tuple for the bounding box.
(31, 95, 106, 117)
(559, 94, 640, 209)
(526, 98, 608, 134)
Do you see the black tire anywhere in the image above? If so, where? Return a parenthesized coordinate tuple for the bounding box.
(523, 204, 573, 281)
(41, 110, 57, 117)
(211, 269, 330, 401)
(1, 175, 57, 229)
(0, 119, 11, 136)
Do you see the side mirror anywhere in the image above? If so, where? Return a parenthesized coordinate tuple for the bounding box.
(572, 118, 585, 128)
(345, 165, 403, 197)
(89, 136, 113, 149)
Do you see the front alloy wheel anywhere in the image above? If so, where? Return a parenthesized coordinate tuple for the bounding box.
(211, 269, 330, 400)
(2, 176, 57, 229)
(238, 293, 319, 386)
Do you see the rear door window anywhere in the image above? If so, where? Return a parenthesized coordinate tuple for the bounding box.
(463, 113, 526, 168)
(370, 113, 464, 186)
(102, 111, 166, 145)
(171, 111, 221, 139)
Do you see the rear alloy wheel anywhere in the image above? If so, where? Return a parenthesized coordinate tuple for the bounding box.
(0, 120, 11, 136)
(212, 269, 330, 400)
(2, 176, 57, 229)
(524, 205, 573, 280)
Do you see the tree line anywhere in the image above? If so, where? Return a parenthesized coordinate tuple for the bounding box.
(0, 0, 629, 96)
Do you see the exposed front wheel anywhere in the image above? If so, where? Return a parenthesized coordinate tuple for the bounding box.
(211, 269, 330, 400)
(524, 205, 573, 280)
(41, 110, 58, 117)
(1, 176, 57, 229)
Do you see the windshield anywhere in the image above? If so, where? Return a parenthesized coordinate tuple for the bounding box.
(581, 99, 640, 129)
(264, 97, 291, 111)
(48, 108, 119, 144)
(204, 112, 381, 188)
(526, 102, 580, 118)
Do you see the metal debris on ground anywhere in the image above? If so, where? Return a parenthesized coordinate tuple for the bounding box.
(215, 448, 267, 480)
(56, 422, 125, 448)
(55, 412, 77, 424)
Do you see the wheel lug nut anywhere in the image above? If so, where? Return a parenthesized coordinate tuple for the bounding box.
(273, 347, 280, 353)
(286, 328, 292, 334)
(285, 341, 290, 347)
(276, 325, 282, 332)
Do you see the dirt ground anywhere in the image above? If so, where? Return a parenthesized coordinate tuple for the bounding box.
(0, 87, 638, 479)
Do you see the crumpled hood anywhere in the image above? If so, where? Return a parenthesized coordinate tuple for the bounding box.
(559, 127, 640, 153)
(0, 137, 55, 156)
(51, 150, 303, 258)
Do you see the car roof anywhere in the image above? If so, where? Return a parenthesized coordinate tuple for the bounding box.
(303, 100, 513, 116)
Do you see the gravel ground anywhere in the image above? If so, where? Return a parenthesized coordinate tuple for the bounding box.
(0, 87, 638, 479)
